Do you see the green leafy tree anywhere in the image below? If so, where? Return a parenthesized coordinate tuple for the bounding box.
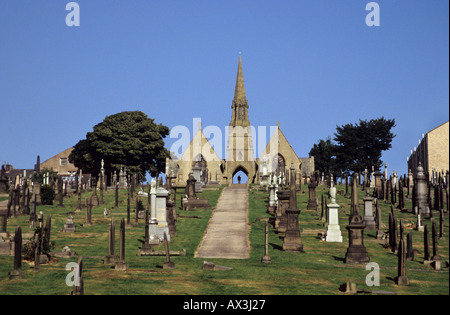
(308, 137, 338, 176)
(333, 117, 396, 174)
(69, 111, 170, 179)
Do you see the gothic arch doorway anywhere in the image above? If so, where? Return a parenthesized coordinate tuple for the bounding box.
(232, 165, 249, 184)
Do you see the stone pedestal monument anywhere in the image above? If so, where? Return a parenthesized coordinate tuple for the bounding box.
(326, 182, 342, 242)
(282, 164, 303, 252)
(148, 179, 161, 245)
(344, 173, 370, 264)
(155, 185, 170, 242)
(414, 162, 429, 216)
(363, 190, 376, 230)
(61, 216, 76, 233)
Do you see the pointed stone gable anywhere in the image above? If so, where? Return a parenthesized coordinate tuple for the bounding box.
(260, 124, 302, 182)
(180, 128, 222, 164)
(176, 128, 223, 184)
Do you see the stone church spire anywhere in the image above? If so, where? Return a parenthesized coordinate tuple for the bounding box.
(234, 54, 247, 102)
(230, 54, 250, 127)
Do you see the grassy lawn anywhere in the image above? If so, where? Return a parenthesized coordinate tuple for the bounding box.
(0, 183, 448, 295)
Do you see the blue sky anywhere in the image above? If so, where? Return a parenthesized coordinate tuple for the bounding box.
(0, 0, 448, 177)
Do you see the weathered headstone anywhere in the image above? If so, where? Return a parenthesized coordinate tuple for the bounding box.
(307, 175, 318, 210)
(423, 224, 432, 265)
(162, 232, 175, 269)
(416, 213, 424, 232)
(344, 173, 370, 264)
(114, 183, 119, 209)
(406, 233, 414, 261)
(261, 220, 271, 263)
(415, 162, 429, 216)
(85, 197, 92, 226)
(431, 220, 442, 263)
(71, 258, 84, 295)
(33, 233, 40, 271)
(61, 216, 76, 233)
(103, 218, 117, 264)
(155, 185, 170, 241)
(133, 195, 140, 227)
(395, 238, 409, 286)
(126, 188, 131, 226)
(115, 218, 128, 271)
(202, 261, 233, 271)
(389, 206, 398, 253)
(363, 189, 376, 230)
(375, 199, 384, 239)
(44, 215, 51, 249)
(8, 226, 22, 279)
(274, 189, 289, 233)
(282, 164, 303, 252)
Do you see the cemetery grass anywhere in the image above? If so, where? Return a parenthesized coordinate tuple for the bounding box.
(0, 185, 448, 295)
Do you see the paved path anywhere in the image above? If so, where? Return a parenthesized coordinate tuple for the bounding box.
(195, 184, 249, 259)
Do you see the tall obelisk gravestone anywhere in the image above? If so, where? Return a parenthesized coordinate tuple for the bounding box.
(344, 173, 370, 264)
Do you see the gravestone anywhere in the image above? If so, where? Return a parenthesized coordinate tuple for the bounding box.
(8, 226, 22, 280)
(155, 186, 170, 242)
(0, 165, 8, 194)
(320, 193, 326, 222)
(91, 184, 99, 207)
(406, 233, 414, 261)
(33, 233, 40, 271)
(103, 218, 117, 264)
(259, 155, 270, 187)
(375, 200, 384, 239)
(344, 173, 370, 264)
(133, 195, 140, 227)
(261, 220, 271, 263)
(423, 224, 432, 265)
(114, 183, 119, 209)
(389, 212, 398, 253)
(307, 179, 318, 210)
(166, 197, 176, 238)
(126, 189, 131, 226)
(274, 189, 289, 233)
(416, 213, 424, 232)
(148, 179, 160, 245)
(115, 218, 128, 271)
(191, 164, 203, 193)
(267, 174, 278, 213)
(182, 173, 210, 210)
(162, 232, 175, 269)
(414, 162, 429, 216)
(44, 215, 51, 250)
(363, 189, 376, 230)
(85, 197, 92, 226)
(61, 216, 76, 233)
(398, 180, 406, 211)
(431, 220, 442, 263)
(282, 164, 303, 252)
(326, 181, 342, 242)
(71, 258, 84, 295)
(395, 238, 409, 286)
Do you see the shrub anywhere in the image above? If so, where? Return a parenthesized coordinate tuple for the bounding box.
(40, 184, 55, 205)
(22, 227, 55, 261)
